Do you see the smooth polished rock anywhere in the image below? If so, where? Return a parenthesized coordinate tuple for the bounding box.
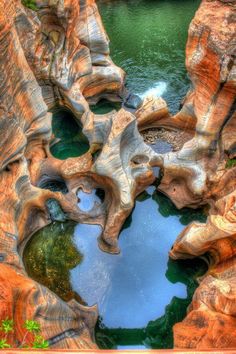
(0, 0, 235, 350)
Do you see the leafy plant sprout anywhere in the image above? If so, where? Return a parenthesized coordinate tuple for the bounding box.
(0, 319, 49, 349)
(0, 319, 14, 339)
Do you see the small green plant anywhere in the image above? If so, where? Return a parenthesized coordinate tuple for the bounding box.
(32, 335, 49, 349)
(21, 0, 38, 11)
(0, 319, 14, 348)
(0, 318, 49, 349)
(0, 339, 10, 349)
(24, 320, 41, 333)
(226, 158, 236, 169)
(0, 319, 14, 337)
(21, 320, 49, 349)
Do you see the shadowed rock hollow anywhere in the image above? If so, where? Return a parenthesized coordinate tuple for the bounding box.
(0, 0, 235, 350)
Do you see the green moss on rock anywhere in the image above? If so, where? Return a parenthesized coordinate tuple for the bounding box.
(23, 221, 84, 303)
(226, 158, 236, 169)
(22, 0, 38, 11)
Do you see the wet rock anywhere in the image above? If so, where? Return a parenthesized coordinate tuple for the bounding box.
(46, 199, 67, 222)
(124, 93, 142, 109)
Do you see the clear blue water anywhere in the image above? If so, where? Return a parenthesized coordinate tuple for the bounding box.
(72, 186, 188, 329)
(24, 186, 206, 349)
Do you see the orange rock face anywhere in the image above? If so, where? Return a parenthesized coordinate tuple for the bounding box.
(0, 0, 125, 348)
(160, 0, 236, 349)
(173, 257, 236, 349)
(0, 0, 235, 351)
(158, 0, 236, 209)
(0, 0, 159, 348)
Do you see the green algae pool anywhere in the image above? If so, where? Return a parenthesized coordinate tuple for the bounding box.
(98, 0, 200, 114)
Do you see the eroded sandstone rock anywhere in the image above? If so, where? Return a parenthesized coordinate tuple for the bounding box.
(165, 0, 236, 348)
(0, 0, 235, 350)
(0, 0, 125, 348)
(158, 0, 236, 209)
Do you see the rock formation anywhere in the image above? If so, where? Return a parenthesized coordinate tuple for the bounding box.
(0, 0, 124, 348)
(164, 0, 236, 349)
(158, 0, 236, 209)
(0, 0, 235, 350)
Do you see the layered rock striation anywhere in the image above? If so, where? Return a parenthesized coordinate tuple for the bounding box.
(164, 0, 236, 348)
(0, 0, 124, 348)
(0, 0, 235, 350)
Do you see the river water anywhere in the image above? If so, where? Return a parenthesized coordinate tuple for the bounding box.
(98, 0, 200, 113)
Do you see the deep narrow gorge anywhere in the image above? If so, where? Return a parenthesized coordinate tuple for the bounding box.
(0, 0, 235, 350)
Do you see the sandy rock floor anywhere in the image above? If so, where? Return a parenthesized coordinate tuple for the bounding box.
(142, 128, 193, 151)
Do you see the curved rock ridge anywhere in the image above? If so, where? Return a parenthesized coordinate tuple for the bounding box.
(162, 0, 236, 349)
(16, 0, 125, 112)
(0, 0, 236, 350)
(173, 257, 236, 349)
(0, 0, 168, 348)
(0, 0, 125, 348)
(157, 0, 236, 208)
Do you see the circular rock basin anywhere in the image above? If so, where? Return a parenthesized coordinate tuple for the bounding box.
(90, 99, 121, 114)
(50, 108, 90, 160)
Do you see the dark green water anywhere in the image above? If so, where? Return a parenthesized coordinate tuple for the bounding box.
(50, 108, 90, 160)
(90, 100, 121, 115)
(98, 0, 200, 113)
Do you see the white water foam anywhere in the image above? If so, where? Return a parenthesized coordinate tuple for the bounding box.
(139, 81, 167, 99)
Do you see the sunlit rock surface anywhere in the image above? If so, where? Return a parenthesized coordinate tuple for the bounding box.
(158, 0, 236, 209)
(173, 257, 236, 349)
(163, 0, 236, 349)
(0, 0, 235, 350)
(0, 0, 123, 348)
